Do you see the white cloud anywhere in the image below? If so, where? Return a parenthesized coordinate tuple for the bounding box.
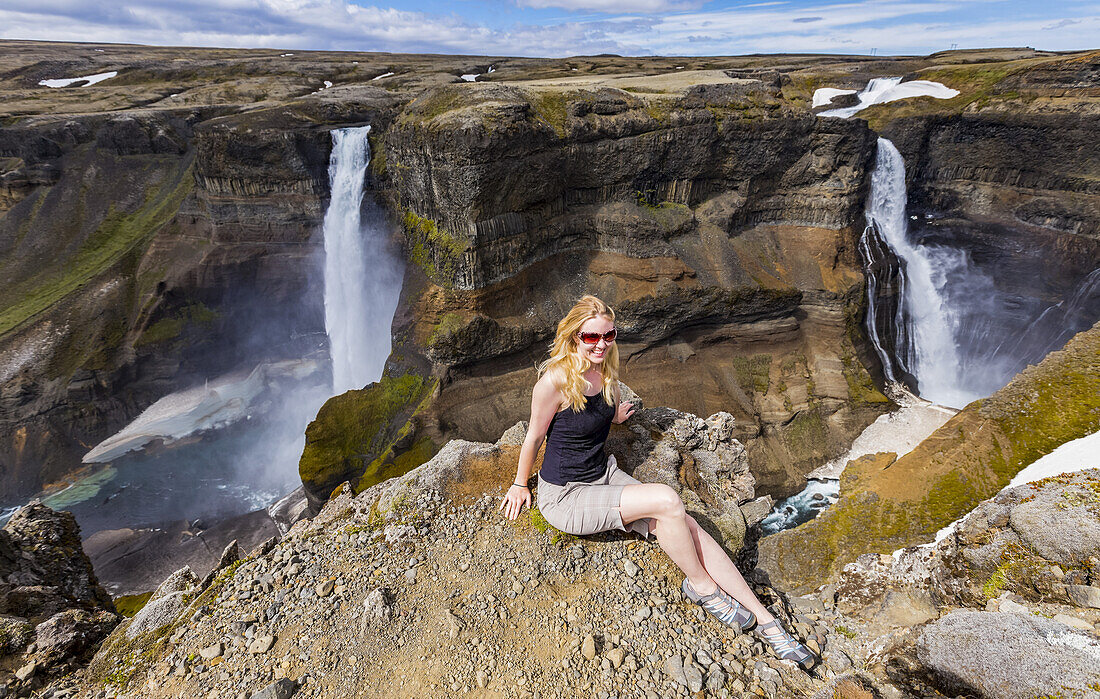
(0, 0, 632, 56)
(0, 0, 1095, 58)
(516, 0, 701, 13)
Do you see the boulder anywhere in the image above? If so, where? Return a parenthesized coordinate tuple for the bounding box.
(0, 504, 118, 675)
(33, 609, 118, 664)
(0, 504, 115, 619)
(915, 610, 1100, 699)
(1008, 485, 1100, 565)
(125, 566, 198, 639)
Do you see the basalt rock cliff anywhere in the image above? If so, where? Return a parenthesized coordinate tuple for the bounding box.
(1, 42, 1097, 523)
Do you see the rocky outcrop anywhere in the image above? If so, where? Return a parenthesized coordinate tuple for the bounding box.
(298, 374, 437, 510)
(791, 469, 1100, 698)
(758, 320, 1100, 592)
(62, 403, 853, 699)
(0, 504, 119, 688)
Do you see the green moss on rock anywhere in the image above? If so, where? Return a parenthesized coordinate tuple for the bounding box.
(732, 354, 771, 396)
(402, 210, 468, 287)
(113, 591, 154, 619)
(299, 374, 436, 505)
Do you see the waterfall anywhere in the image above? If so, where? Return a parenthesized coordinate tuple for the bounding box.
(322, 126, 404, 393)
(864, 138, 976, 407)
(862, 137, 1100, 408)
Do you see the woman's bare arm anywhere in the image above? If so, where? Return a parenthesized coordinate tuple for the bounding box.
(500, 373, 562, 519)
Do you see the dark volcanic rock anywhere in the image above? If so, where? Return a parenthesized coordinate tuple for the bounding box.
(0, 504, 118, 681)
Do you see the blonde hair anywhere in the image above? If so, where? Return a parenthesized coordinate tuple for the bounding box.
(538, 295, 620, 412)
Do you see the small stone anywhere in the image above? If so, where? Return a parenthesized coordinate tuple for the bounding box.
(1067, 585, 1100, 609)
(405, 568, 417, 584)
(248, 635, 276, 654)
(199, 642, 223, 660)
(1000, 598, 1029, 615)
(445, 610, 465, 639)
(623, 560, 640, 578)
(606, 647, 625, 669)
(15, 661, 36, 681)
(581, 634, 597, 660)
(684, 662, 704, 692)
(512, 580, 525, 595)
(706, 664, 727, 693)
(252, 678, 298, 699)
(315, 580, 334, 597)
(663, 655, 688, 687)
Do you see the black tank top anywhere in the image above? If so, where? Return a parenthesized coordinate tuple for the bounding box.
(539, 392, 614, 486)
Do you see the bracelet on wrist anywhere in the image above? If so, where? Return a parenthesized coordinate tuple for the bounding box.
(513, 482, 529, 488)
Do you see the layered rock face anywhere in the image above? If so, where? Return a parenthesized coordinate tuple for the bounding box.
(314, 81, 893, 507)
(0, 105, 365, 500)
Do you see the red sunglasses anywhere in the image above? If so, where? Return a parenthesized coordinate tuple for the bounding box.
(577, 328, 617, 345)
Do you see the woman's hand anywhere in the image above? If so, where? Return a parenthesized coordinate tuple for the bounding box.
(499, 484, 531, 520)
(613, 400, 635, 424)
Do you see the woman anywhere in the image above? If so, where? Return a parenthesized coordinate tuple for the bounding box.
(499, 295, 815, 670)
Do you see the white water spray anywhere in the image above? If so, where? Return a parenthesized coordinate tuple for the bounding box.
(322, 126, 404, 393)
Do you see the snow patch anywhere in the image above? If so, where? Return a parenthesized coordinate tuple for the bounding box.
(812, 87, 857, 108)
(818, 77, 959, 118)
(371, 72, 394, 81)
(38, 70, 118, 88)
(82, 359, 321, 464)
(461, 73, 479, 82)
(1006, 430, 1100, 489)
(1046, 628, 1100, 663)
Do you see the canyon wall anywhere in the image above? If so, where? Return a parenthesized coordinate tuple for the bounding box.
(299, 81, 896, 507)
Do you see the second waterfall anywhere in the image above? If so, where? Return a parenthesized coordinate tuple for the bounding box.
(860, 136, 1099, 408)
(322, 126, 404, 394)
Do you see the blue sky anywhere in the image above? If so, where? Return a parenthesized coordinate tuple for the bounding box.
(1, 0, 1096, 57)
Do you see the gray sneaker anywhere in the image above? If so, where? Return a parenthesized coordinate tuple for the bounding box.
(682, 579, 756, 633)
(755, 619, 817, 670)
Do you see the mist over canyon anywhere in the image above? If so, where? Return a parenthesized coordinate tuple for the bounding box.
(0, 41, 1098, 698)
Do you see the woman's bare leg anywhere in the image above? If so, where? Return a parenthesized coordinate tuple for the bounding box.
(617, 484, 719, 595)
(684, 515, 775, 624)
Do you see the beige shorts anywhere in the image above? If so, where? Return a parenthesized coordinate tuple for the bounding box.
(536, 455, 653, 538)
